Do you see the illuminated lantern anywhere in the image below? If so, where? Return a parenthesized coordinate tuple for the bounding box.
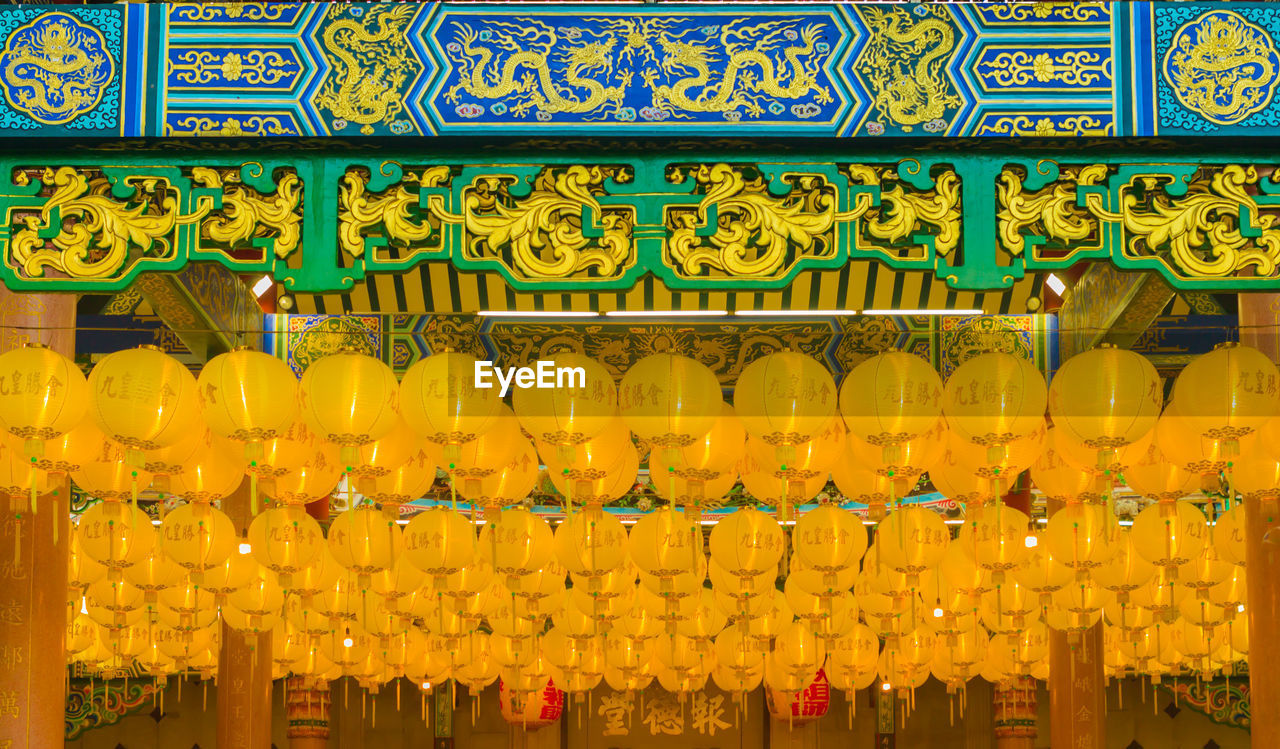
(400, 352, 503, 458)
(942, 426, 1045, 499)
(744, 419, 844, 521)
(298, 350, 399, 462)
(664, 401, 746, 481)
(72, 440, 152, 503)
(87, 346, 200, 453)
(628, 507, 701, 584)
(846, 417, 947, 499)
(877, 506, 948, 585)
(328, 505, 404, 586)
(548, 443, 638, 511)
(1011, 538, 1072, 607)
(927, 456, 993, 509)
(69, 530, 108, 591)
(840, 351, 943, 464)
(649, 451, 736, 523)
(0, 343, 88, 457)
(554, 507, 627, 578)
(1173, 343, 1280, 454)
(0, 444, 50, 514)
(197, 348, 298, 458)
(514, 352, 616, 455)
(169, 442, 245, 504)
(248, 504, 325, 587)
(1154, 406, 1231, 488)
(1093, 528, 1156, 603)
(403, 507, 476, 585)
(543, 418, 636, 485)
(348, 418, 416, 482)
(28, 418, 101, 477)
(958, 503, 1031, 583)
(794, 503, 867, 585)
(1044, 502, 1118, 578)
(358, 448, 437, 509)
(159, 501, 235, 582)
(1230, 451, 1280, 505)
(1132, 502, 1208, 579)
(1032, 429, 1102, 502)
(457, 439, 540, 520)
(619, 353, 721, 450)
(479, 508, 553, 587)
(1213, 503, 1247, 566)
(260, 435, 343, 506)
(1123, 444, 1198, 502)
(121, 548, 184, 603)
(449, 404, 522, 485)
(499, 677, 563, 731)
(78, 500, 155, 580)
(1049, 345, 1162, 467)
(710, 507, 785, 579)
(227, 566, 285, 632)
(943, 352, 1047, 461)
(736, 351, 838, 464)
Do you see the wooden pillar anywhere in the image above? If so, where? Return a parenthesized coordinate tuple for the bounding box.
(218, 480, 273, 749)
(1238, 293, 1280, 748)
(0, 290, 75, 749)
(993, 676, 1037, 749)
(286, 675, 330, 749)
(1047, 499, 1104, 749)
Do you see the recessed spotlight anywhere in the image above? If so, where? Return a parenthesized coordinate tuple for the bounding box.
(252, 275, 274, 299)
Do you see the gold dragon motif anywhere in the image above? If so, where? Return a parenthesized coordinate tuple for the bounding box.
(1163, 11, 1280, 126)
(856, 6, 961, 129)
(458, 165, 634, 281)
(0, 14, 115, 126)
(443, 20, 627, 118)
(315, 6, 417, 134)
(648, 21, 832, 118)
(338, 165, 453, 259)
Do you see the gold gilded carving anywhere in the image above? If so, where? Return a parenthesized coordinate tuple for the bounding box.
(997, 164, 1108, 257)
(191, 167, 302, 260)
(980, 3, 1105, 23)
(1163, 10, 1280, 126)
(315, 6, 418, 135)
(856, 6, 960, 129)
(0, 13, 115, 126)
(456, 165, 634, 281)
(846, 164, 961, 259)
(974, 115, 1112, 137)
(170, 4, 290, 23)
(666, 164, 863, 280)
(339, 165, 452, 259)
(978, 50, 1110, 88)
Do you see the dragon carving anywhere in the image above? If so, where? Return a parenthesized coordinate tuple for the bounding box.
(649, 21, 833, 117)
(315, 6, 417, 134)
(443, 20, 627, 118)
(856, 6, 961, 129)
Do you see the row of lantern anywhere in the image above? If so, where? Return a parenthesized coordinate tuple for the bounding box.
(68, 498, 1249, 700)
(4, 339, 1279, 522)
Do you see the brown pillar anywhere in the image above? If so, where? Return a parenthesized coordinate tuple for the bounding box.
(219, 480, 273, 749)
(0, 291, 75, 749)
(1047, 499, 1104, 749)
(286, 675, 330, 749)
(1238, 294, 1280, 748)
(993, 676, 1037, 749)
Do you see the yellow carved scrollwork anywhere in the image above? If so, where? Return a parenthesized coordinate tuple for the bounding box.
(10, 167, 181, 280)
(846, 165, 961, 259)
(997, 164, 1108, 257)
(667, 164, 861, 280)
(191, 167, 302, 259)
(459, 165, 634, 281)
(339, 166, 452, 259)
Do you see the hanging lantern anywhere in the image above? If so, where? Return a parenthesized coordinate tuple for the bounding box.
(1212, 503, 1247, 566)
(198, 347, 299, 459)
(0, 343, 88, 458)
(649, 451, 737, 522)
(168, 441, 246, 504)
(498, 677, 563, 731)
(959, 503, 1032, 583)
(513, 352, 616, 454)
(403, 507, 476, 585)
(1032, 428, 1103, 502)
(77, 500, 156, 580)
(547, 442, 638, 512)
(479, 507, 554, 588)
(1173, 342, 1279, 455)
(941, 425, 1045, 500)
(847, 417, 948, 499)
(457, 439, 540, 520)
(71, 440, 153, 503)
(347, 418, 417, 483)
(876, 506, 949, 585)
(358, 448, 438, 511)
(709, 506, 785, 580)
(400, 352, 504, 459)
(619, 353, 721, 451)
(553, 507, 628, 578)
(86, 346, 201, 455)
(159, 501, 236, 583)
(840, 351, 943, 464)
(1049, 345, 1162, 468)
(298, 349, 400, 463)
(328, 505, 404, 587)
(793, 503, 867, 585)
(1154, 405, 1232, 489)
(1044, 502, 1118, 579)
(662, 401, 746, 482)
(943, 352, 1047, 462)
(1131, 501, 1208, 579)
(628, 507, 701, 585)
(735, 351, 838, 466)
(1123, 443, 1198, 502)
(247, 504, 325, 588)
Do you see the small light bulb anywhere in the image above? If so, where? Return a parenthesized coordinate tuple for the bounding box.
(1238, 604, 1246, 613)
(932, 607, 944, 618)
(881, 682, 892, 692)
(343, 637, 354, 648)
(80, 598, 88, 615)
(1024, 535, 1038, 548)
(238, 542, 252, 555)
(422, 682, 431, 690)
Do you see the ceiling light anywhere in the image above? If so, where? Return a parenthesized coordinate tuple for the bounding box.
(238, 542, 252, 555)
(863, 309, 984, 316)
(1046, 274, 1067, 296)
(604, 310, 729, 318)
(252, 275, 274, 299)
(1024, 535, 1038, 548)
(932, 607, 944, 618)
(476, 310, 599, 318)
(733, 309, 860, 317)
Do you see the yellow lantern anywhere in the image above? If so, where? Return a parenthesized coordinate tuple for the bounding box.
(159, 501, 236, 582)
(1092, 527, 1156, 602)
(1212, 503, 1247, 566)
(448, 404, 522, 483)
(0, 343, 88, 456)
(735, 351, 838, 464)
(227, 566, 285, 632)
(169, 441, 246, 504)
(298, 350, 400, 461)
(197, 348, 298, 458)
(846, 417, 948, 497)
(1049, 345, 1162, 467)
(1132, 501, 1208, 578)
(86, 346, 200, 453)
(457, 440, 540, 520)
(1044, 502, 1118, 578)
(548, 443, 638, 511)
(793, 503, 867, 584)
(649, 451, 736, 522)
(328, 505, 404, 585)
(27, 418, 101, 477)
(77, 500, 155, 579)
(942, 425, 1045, 499)
(710, 506, 784, 578)
(553, 507, 628, 578)
(478, 507, 553, 587)
(248, 504, 325, 587)
(260, 435, 343, 506)
(403, 507, 476, 584)
(619, 353, 721, 450)
(840, 351, 943, 463)
(399, 352, 503, 457)
(121, 548, 184, 603)
(1032, 428, 1103, 502)
(348, 417, 417, 482)
(71, 440, 152, 503)
(1154, 405, 1231, 486)
(1229, 452, 1280, 503)
(1173, 342, 1280, 453)
(876, 506, 949, 584)
(1011, 537, 1072, 607)
(513, 352, 616, 453)
(628, 507, 701, 582)
(958, 503, 1031, 583)
(358, 448, 438, 509)
(664, 401, 746, 480)
(942, 352, 1047, 461)
(69, 529, 108, 591)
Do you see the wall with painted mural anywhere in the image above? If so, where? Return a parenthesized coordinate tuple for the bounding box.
(1, 3, 1279, 138)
